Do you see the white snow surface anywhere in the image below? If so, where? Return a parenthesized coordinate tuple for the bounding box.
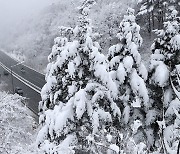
(170, 34, 180, 51)
(0, 91, 38, 154)
(130, 69, 149, 107)
(107, 144, 120, 154)
(131, 120, 142, 134)
(153, 62, 169, 87)
(117, 63, 127, 84)
(123, 56, 134, 73)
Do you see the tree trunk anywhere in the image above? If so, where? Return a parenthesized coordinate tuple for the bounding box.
(148, 12, 151, 33)
(147, 0, 151, 33)
(152, 10, 155, 29)
(177, 140, 180, 154)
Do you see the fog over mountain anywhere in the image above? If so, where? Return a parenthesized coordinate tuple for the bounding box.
(0, 0, 135, 72)
(0, 0, 59, 37)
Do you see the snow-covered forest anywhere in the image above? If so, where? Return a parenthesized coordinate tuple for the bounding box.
(0, 0, 180, 153)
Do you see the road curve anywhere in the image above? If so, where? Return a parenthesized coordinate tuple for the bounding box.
(0, 50, 46, 117)
(0, 50, 46, 88)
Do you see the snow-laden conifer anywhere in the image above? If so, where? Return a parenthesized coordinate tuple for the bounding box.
(148, 10, 180, 152)
(37, 1, 121, 153)
(107, 7, 149, 150)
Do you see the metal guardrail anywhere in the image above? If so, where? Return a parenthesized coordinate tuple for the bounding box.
(0, 61, 40, 118)
(0, 61, 41, 93)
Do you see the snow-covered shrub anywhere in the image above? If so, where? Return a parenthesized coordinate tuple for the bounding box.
(0, 92, 38, 154)
(148, 10, 180, 152)
(37, 1, 121, 153)
(107, 7, 149, 149)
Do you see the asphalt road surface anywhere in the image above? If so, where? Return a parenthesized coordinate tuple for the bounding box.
(0, 50, 46, 88)
(0, 50, 46, 118)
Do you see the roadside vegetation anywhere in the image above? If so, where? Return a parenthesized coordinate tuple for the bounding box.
(0, 91, 38, 153)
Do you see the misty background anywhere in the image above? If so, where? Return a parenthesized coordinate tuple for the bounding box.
(0, 0, 136, 73)
(0, 0, 57, 28)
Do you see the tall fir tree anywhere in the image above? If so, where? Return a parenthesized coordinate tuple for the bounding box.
(37, 0, 121, 153)
(138, 0, 180, 31)
(107, 8, 149, 150)
(148, 9, 180, 153)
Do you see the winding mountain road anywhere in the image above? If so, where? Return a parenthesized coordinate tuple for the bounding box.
(0, 50, 46, 117)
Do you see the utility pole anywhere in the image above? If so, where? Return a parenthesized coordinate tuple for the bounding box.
(10, 61, 24, 94)
(11, 67, 14, 93)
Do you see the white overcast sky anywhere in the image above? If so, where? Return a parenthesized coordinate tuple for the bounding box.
(0, 0, 58, 27)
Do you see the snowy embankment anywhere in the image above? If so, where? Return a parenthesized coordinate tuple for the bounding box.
(0, 48, 25, 63)
(0, 91, 39, 154)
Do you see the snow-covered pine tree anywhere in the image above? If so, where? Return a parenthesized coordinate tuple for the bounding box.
(107, 8, 149, 150)
(148, 10, 180, 153)
(170, 66, 180, 154)
(38, 26, 71, 116)
(37, 0, 121, 153)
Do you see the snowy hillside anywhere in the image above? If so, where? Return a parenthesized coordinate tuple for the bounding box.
(0, 0, 137, 73)
(0, 91, 38, 154)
